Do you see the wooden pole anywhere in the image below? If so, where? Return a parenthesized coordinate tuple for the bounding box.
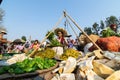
(66, 17, 79, 39)
(28, 13, 65, 57)
(66, 17, 81, 44)
(64, 11, 103, 52)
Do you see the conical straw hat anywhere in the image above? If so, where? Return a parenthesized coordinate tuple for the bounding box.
(54, 28, 67, 37)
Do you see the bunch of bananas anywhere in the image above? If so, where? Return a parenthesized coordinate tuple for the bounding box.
(35, 48, 56, 58)
(60, 48, 81, 60)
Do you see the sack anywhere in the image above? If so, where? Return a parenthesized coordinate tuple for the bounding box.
(90, 36, 120, 52)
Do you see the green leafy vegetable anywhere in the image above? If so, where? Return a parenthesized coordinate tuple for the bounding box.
(0, 57, 56, 74)
(46, 31, 62, 46)
(102, 27, 120, 37)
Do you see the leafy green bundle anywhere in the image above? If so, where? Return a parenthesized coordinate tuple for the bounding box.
(0, 57, 56, 74)
(46, 31, 62, 46)
(102, 27, 120, 37)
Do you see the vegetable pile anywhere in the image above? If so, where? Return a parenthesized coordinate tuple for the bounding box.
(90, 36, 120, 52)
(0, 57, 56, 74)
(35, 48, 56, 58)
(46, 31, 62, 46)
(97, 36, 120, 52)
(101, 27, 120, 37)
(60, 48, 81, 60)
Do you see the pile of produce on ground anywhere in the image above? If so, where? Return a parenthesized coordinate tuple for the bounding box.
(35, 48, 56, 58)
(6, 53, 27, 65)
(0, 57, 56, 74)
(60, 48, 82, 60)
(101, 27, 120, 37)
(51, 57, 77, 80)
(89, 36, 120, 52)
(0, 53, 22, 60)
(50, 50, 120, 80)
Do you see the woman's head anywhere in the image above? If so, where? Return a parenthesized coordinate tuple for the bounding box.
(34, 40, 39, 44)
(57, 31, 63, 37)
(54, 28, 67, 37)
(110, 24, 117, 32)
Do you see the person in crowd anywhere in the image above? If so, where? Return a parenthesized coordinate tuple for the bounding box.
(24, 41, 31, 48)
(109, 24, 120, 34)
(12, 40, 24, 53)
(66, 35, 74, 48)
(6, 43, 14, 53)
(53, 28, 68, 56)
(101, 24, 120, 37)
(29, 40, 40, 50)
(67, 39, 74, 48)
(0, 30, 8, 53)
(84, 34, 100, 54)
(54, 28, 68, 46)
(75, 34, 86, 51)
(110, 24, 117, 32)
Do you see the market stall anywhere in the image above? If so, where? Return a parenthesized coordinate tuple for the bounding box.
(1, 11, 120, 80)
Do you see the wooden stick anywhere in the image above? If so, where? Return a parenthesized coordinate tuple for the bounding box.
(66, 17, 81, 44)
(28, 13, 65, 57)
(64, 11, 103, 52)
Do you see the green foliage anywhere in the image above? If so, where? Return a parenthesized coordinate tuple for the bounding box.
(100, 20, 105, 29)
(50, 38, 62, 46)
(83, 15, 120, 36)
(46, 31, 62, 46)
(21, 36, 27, 41)
(92, 22, 100, 35)
(46, 31, 55, 40)
(0, 57, 56, 74)
(105, 16, 119, 27)
(84, 27, 93, 35)
(101, 27, 120, 37)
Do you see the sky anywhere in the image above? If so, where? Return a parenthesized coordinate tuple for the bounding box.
(1, 0, 120, 41)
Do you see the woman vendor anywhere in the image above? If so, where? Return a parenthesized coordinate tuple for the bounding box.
(54, 28, 68, 46)
(53, 28, 68, 56)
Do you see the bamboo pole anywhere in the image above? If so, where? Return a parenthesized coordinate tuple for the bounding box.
(66, 17, 81, 44)
(64, 11, 103, 52)
(28, 13, 65, 57)
(66, 17, 79, 39)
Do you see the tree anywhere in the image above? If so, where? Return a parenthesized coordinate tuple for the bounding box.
(21, 36, 27, 41)
(84, 27, 92, 35)
(105, 16, 119, 27)
(100, 20, 105, 29)
(0, 8, 6, 34)
(83, 15, 120, 36)
(0, 8, 4, 24)
(92, 22, 100, 35)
